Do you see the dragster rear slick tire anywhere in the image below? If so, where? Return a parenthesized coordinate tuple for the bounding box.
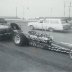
(13, 33, 29, 46)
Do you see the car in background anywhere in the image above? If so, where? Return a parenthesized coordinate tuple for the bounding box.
(0, 18, 12, 39)
(0, 18, 21, 39)
(28, 19, 71, 31)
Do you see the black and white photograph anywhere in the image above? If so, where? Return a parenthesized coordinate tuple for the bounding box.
(0, 0, 72, 72)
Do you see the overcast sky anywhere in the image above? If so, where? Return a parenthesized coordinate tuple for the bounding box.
(0, 0, 72, 18)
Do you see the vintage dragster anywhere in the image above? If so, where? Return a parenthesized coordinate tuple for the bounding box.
(8, 23, 72, 59)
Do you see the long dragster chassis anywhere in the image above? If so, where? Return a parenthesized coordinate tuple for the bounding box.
(13, 30, 72, 59)
(27, 31, 72, 59)
(29, 39, 70, 53)
(29, 39, 72, 58)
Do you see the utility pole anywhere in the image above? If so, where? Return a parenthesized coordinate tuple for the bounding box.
(64, 1, 72, 17)
(23, 7, 24, 20)
(16, 7, 18, 18)
(68, 2, 72, 17)
(64, 1, 65, 17)
(50, 8, 52, 17)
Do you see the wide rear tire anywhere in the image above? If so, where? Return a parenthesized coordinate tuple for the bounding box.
(13, 33, 29, 46)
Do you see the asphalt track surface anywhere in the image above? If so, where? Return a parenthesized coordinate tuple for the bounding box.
(0, 40, 72, 72)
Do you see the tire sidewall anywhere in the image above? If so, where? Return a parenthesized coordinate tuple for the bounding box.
(13, 33, 21, 45)
(13, 33, 29, 46)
